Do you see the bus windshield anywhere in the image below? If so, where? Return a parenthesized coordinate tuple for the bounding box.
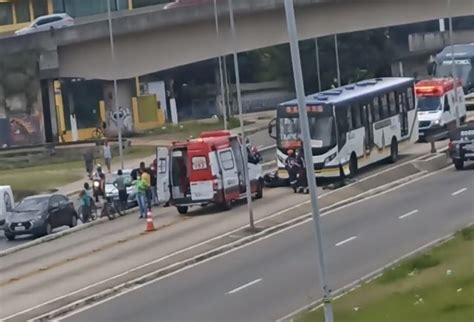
(417, 97, 442, 112)
(279, 116, 336, 149)
(436, 60, 473, 89)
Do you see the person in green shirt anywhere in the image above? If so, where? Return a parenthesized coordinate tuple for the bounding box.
(135, 174, 149, 218)
(79, 184, 92, 222)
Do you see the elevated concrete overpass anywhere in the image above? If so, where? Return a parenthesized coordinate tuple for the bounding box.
(1, 0, 472, 80)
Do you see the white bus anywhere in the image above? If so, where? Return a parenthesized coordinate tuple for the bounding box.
(269, 77, 419, 178)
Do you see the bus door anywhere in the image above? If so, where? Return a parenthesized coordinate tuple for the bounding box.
(361, 103, 374, 151)
(398, 91, 409, 137)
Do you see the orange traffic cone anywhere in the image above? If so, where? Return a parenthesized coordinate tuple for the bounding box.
(145, 210, 156, 232)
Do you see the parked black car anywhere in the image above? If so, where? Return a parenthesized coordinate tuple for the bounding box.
(4, 194, 78, 241)
(448, 124, 474, 170)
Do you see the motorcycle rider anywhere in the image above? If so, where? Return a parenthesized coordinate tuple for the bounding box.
(246, 138, 262, 164)
(92, 164, 106, 202)
(285, 149, 300, 192)
(296, 148, 309, 194)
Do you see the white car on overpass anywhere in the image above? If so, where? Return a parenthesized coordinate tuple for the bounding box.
(14, 13, 74, 36)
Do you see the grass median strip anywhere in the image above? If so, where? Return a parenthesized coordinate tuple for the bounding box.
(299, 226, 474, 322)
(0, 145, 155, 199)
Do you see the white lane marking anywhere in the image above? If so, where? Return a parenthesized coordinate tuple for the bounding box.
(19, 165, 452, 321)
(335, 236, 357, 247)
(452, 188, 468, 196)
(227, 278, 262, 295)
(257, 145, 264, 149)
(399, 209, 419, 220)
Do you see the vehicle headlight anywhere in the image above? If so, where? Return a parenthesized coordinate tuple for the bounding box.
(325, 152, 337, 164)
(93, 181, 100, 188)
(434, 119, 440, 125)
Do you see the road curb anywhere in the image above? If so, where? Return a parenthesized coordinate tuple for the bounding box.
(277, 230, 465, 322)
(27, 169, 433, 321)
(0, 218, 107, 258)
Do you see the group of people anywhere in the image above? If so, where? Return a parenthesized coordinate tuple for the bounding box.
(285, 148, 309, 194)
(78, 161, 160, 221)
(79, 134, 161, 221)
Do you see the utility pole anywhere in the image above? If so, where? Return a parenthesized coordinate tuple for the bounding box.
(448, 0, 460, 128)
(315, 38, 322, 92)
(107, 0, 124, 169)
(213, 0, 228, 130)
(334, 34, 341, 87)
(228, 0, 255, 231)
(283, 1, 334, 321)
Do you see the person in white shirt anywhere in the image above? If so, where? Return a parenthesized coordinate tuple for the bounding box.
(103, 140, 112, 174)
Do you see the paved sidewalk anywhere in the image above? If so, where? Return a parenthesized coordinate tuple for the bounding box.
(57, 111, 273, 196)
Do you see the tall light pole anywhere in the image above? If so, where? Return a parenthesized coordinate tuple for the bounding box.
(334, 34, 341, 87)
(228, 0, 255, 231)
(315, 37, 322, 92)
(213, 0, 228, 130)
(283, 1, 334, 321)
(107, 0, 124, 169)
(223, 56, 231, 115)
(448, 0, 460, 128)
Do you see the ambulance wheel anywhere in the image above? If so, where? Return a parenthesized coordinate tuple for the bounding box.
(256, 180, 264, 199)
(453, 159, 464, 170)
(177, 206, 188, 215)
(221, 199, 232, 211)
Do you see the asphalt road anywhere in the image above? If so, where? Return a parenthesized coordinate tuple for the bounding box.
(64, 165, 473, 322)
(0, 129, 275, 251)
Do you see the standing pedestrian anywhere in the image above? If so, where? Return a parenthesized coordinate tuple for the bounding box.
(113, 169, 129, 213)
(83, 148, 95, 178)
(135, 174, 148, 218)
(79, 184, 92, 223)
(150, 161, 158, 206)
(139, 162, 152, 210)
(103, 140, 112, 174)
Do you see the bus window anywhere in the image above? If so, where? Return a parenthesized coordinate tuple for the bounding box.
(380, 95, 389, 119)
(346, 106, 353, 131)
(335, 107, 348, 149)
(372, 98, 381, 122)
(388, 92, 398, 116)
(352, 105, 362, 129)
(407, 87, 415, 110)
(360, 104, 368, 127)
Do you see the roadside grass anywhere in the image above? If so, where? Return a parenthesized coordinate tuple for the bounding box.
(127, 117, 247, 140)
(299, 226, 474, 322)
(0, 145, 156, 199)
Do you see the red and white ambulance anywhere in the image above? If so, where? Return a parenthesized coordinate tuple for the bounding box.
(416, 78, 467, 138)
(156, 131, 264, 214)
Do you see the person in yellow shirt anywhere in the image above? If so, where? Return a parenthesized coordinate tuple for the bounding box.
(139, 162, 152, 211)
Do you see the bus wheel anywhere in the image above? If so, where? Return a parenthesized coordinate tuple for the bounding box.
(177, 206, 188, 215)
(388, 139, 398, 164)
(349, 154, 358, 177)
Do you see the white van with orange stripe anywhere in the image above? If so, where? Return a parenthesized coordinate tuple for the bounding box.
(157, 131, 264, 215)
(416, 78, 467, 138)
